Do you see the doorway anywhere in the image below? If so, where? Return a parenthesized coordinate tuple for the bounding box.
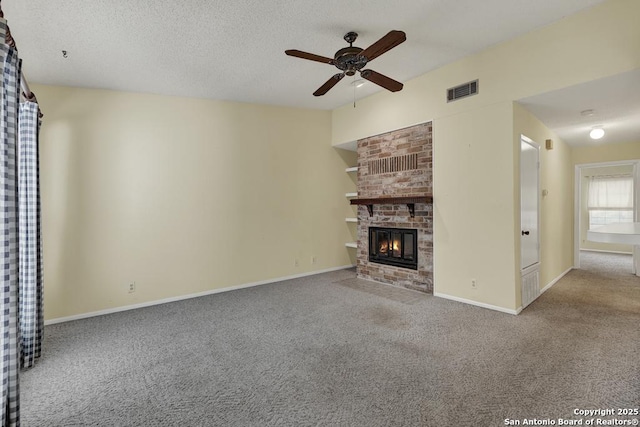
(573, 160, 640, 269)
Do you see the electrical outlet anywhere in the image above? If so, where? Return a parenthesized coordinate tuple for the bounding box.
(294, 259, 299, 267)
(471, 279, 477, 289)
(128, 282, 136, 293)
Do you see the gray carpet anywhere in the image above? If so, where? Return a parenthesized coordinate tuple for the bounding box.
(20, 254, 640, 426)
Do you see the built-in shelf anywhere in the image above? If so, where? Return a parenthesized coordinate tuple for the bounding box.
(345, 164, 358, 251)
(350, 195, 433, 218)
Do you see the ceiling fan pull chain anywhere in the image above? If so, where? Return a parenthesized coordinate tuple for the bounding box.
(353, 77, 356, 108)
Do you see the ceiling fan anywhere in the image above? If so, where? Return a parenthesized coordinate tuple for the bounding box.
(285, 30, 406, 96)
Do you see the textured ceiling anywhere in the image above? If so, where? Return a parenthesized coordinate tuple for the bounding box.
(4, 0, 606, 110)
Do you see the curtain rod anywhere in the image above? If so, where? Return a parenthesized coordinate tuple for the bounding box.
(586, 174, 633, 179)
(0, 5, 42, 117)
(20, 70, 31, 98)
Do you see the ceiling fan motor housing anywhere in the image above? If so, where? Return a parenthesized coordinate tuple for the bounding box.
(334, 46, 368, 76)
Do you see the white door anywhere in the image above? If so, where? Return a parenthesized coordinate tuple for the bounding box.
(520, 136, 540, 270)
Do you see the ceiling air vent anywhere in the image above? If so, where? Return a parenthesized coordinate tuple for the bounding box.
(447, 79, 478, 102)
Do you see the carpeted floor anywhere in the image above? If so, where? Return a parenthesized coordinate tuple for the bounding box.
(20, 253, 640, 426)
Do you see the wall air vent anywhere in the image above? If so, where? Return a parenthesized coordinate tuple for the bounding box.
(447, 79, 478, 102)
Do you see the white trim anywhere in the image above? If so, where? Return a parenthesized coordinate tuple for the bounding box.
(45, 264, 356, 326)
(433, 292, 519, 315)
(576, 159, 640, 168)
(540, 267, 573, 294)
(579, 248, 632, 255)
(573, 165, 587, 267)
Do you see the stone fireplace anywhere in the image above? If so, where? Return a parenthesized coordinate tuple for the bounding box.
(351, 122, 433, 293)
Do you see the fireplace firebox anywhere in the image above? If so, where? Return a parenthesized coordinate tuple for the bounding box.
(369, 227, 418, 270)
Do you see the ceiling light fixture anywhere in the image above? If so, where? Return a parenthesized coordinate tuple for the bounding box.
(350, 79, 365, 88)
(589, 126, 605, 140)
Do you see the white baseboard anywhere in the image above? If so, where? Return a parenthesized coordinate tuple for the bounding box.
(433, 292, 519, 315)
(45, 264, 356, 326)
(434, 266, 573, 315)
(540, 267, 573, 294)
(580, 249, 632, 255)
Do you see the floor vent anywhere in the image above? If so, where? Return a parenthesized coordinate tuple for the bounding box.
(521, 268, 540, 309)
(447, 79, 478, 102)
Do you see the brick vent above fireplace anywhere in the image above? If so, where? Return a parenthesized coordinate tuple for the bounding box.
(368, 153, 418, 175)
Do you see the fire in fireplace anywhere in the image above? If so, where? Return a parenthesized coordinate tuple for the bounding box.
(369, 227, 418, 270)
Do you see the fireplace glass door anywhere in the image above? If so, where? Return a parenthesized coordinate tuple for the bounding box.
(369, 227, 418, 270)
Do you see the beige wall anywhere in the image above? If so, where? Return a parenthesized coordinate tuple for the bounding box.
(434, 102, 517, 309)
(331, 0, 639, 311)
(572, 141, 640, 165)
(36, 85, 353, 321)
(433, 102, 575, 311)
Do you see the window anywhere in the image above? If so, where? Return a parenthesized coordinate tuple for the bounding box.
(587, 175, 634, 229)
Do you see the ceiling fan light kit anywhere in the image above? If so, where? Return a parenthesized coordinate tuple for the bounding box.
(285, 30, 406, 97)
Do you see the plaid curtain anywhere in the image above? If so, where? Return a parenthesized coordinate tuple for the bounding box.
(0, 18, 22, 427)
(18, 102, 43, 370)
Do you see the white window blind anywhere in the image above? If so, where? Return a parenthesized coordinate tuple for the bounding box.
(587, 175, 634, 229)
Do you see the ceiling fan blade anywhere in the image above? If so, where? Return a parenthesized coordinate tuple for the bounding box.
(359, 30, 406, 62)
(313, 73, 345, 96)
(285, 49, 334, 64)
(360, 69, 403, 92)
